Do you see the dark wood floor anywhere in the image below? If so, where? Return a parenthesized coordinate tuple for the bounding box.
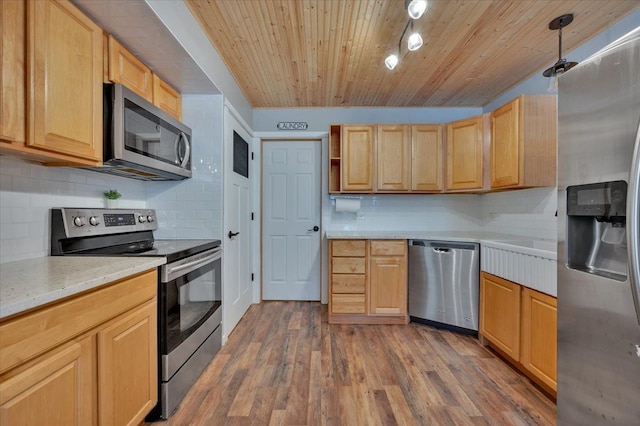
(152, 302, 555, 425)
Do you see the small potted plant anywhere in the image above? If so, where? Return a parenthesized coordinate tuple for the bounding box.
(103, 189, 122, 208)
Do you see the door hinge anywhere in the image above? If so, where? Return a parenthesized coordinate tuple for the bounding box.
(251, 273, 254, 281)
(251, 212, 254, 220)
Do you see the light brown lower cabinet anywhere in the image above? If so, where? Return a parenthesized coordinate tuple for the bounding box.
(480, 272, 557, 395)
(329, 239, 408, 324)
(0, 337, 94, 425)
(0, 270, 158, 425)
(520, 287, 557, 392)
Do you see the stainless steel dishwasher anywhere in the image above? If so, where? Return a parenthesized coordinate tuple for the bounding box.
(408, 240, 479, 333)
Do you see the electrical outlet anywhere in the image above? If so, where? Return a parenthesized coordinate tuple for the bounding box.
(356, 213, 365, 220)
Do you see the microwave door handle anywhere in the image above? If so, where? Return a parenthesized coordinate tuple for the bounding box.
(627, 118, 640, 325)
(175, 132, 190, 168)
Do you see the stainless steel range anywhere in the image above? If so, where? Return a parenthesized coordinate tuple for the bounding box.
(50, 208, 222, 419)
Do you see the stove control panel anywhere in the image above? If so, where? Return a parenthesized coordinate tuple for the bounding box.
(53, 208, 158, 238)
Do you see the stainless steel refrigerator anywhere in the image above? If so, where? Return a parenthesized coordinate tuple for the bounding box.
(557, 26, 640, 424)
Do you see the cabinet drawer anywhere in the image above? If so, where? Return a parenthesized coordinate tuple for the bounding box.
(332, 258, 365, 274)
(331, 294, 366, 314)
(370, 240, 406, 256)
(332, 274, 366, 293)
(331, 240, 366, 257)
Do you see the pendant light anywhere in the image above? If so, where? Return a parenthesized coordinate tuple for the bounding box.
(407, 22, 423, 51)
(542, 14, 578, 91)
(407, 0, 428, 20)
(385, 54, 399, 70)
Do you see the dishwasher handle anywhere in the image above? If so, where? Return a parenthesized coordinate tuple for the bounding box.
(433, 247, 452, 253)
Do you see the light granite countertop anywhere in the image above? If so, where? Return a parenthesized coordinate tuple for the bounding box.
(0, 256, 166, 320)
(324, 230, 523, 242)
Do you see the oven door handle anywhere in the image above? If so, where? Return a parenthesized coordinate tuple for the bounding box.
(163, 248, 221, 282)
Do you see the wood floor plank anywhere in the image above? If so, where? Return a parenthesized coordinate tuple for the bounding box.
(149, 302, 555, 425)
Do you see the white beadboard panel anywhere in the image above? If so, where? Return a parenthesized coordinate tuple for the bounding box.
(146, 94, 224, 241)
(0, 157, 146, 263)
(481, 245, 557, 296)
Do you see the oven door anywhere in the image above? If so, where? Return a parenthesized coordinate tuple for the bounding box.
(159, 246, 221, 381)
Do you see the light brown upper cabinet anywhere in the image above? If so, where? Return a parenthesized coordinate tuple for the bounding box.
(446, 115, 485, 191)
(490, 95, 557, 189)
(341, 125, 375, 192)
(153, 74, 182, 121)
(1, 0, 26, 146)
(0, 0, 103, 166)
(376, 125, 410, 191)
(412, 124, 443, 192)
(108, 35, 154, 102)
(106, 35, 182, 120)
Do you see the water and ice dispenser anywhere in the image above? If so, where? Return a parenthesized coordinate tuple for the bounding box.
(566, 181, 628, 281)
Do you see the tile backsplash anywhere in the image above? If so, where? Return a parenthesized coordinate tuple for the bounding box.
(322, 187, 556, 240)
(481, 187, 557, 240)
(323, 194, 484, 232)
(0, 157, 146, 262)
(146, 95, 224, 240)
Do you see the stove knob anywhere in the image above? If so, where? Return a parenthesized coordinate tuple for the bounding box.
(89, 216, 100, 226)
(73, 216, 85, 227)
(138, 215, 147, 223)
(147, 215, 155, 223)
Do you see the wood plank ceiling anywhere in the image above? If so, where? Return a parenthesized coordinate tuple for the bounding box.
(185, 0, 639, 108)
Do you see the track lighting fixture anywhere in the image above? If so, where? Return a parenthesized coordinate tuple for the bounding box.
(384, 2, 428, 70)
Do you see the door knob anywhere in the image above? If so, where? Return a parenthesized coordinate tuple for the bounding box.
(228, 231, 240, 239)
(308, 225, 319, 232)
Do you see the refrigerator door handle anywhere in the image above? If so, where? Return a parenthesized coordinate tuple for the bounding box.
(627, 118, 640, 325)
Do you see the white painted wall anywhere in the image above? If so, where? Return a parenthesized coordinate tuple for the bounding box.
(253, 106, 482, 132)
(146, 94, 224, 240)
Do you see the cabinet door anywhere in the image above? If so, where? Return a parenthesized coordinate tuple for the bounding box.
(152, 73, 181, 120)
(412, 124, 443, 191)
(491, 98, 521, 188)
(0, 0, 26, 145)
(97, 300, 157, 426)
(341, 125, 374, 191)
(108, 35, 153, 102)
(376, 125, 410, 191)
(369, 254, 407, 315)
(480, 273, 521, 360)
(521, 287, 557, 391)
(28, 0, 102, 163)
(0, 337, 93, 426)
(446, 116, 484, 191)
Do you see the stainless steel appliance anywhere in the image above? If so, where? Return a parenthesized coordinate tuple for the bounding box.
(557, 26, 640, 424)
(50, 208, 221, 419)
(408, 240, 479, 333)
(91, 83, 192, 181)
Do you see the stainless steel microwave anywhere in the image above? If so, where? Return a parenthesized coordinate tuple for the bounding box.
(94, 83, 192, 181)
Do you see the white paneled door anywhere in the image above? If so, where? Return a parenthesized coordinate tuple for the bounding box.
(262, 141, 321, 300)
(223, 108, 253, 339)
